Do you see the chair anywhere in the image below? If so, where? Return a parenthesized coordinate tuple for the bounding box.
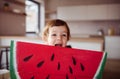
(0, 46, 10, 70)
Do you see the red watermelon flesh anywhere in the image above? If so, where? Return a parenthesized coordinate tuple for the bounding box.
(10, 41, 107, 79)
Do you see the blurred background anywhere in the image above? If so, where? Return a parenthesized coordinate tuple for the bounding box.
(0, 0, 120, 79)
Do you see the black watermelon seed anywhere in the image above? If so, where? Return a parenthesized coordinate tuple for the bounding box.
(66, 74, 69, 79)
(72, 56, 76, 65)
(23, 54, 33, 62)
(80, 63, 85, 71)
(37, 60, 44, 68)
(51, 53, 55, 61)
(57, 62, 60, 70)
(69, 66, 73, 74)
(46, 74, 50, 79)
(31, 76, 34, 79)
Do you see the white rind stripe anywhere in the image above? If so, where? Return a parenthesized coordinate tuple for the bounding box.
(13, 41, 20, 79)
(93, 52, 106, 79)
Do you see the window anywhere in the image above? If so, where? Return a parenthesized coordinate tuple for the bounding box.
(25, 0, 40, 34)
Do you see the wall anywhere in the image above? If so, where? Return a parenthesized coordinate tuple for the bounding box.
(0, 0, 26, 36)
(105, 36, 120, 59)
(45, 0, 120, 10)
(45, 0, 120, 37)
(68, 21, 120, 36)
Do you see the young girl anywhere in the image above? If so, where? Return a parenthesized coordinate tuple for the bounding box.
(42, 19, 71, 48)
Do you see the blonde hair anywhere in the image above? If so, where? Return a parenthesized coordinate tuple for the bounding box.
(42, 19, 70, 41)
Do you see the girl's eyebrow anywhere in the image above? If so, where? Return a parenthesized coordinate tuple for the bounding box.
(62, 31, 67, 33)
(51, 31, 56, 33)
(62, 32, 67, 34)
(51, 30, 67, 33)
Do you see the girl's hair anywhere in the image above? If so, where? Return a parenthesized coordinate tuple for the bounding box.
(42, 19, 71, 41)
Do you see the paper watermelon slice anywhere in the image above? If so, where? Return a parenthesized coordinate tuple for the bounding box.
(10, 41, 107, 79)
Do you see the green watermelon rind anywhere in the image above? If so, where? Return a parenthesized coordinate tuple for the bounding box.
(94, 52, 107, 79)
(10, 41, 20, 79)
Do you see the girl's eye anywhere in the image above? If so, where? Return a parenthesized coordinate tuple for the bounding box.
(62, 34, 67, 37)
(51, 34, 56, 36)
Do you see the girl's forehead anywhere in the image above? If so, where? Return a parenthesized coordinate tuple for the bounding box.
(49, 26, 68, 32)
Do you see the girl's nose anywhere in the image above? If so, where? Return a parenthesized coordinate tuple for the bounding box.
(57, 35, 62, 40)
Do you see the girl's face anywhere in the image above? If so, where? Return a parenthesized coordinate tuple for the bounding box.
(46, 26, 68, 47)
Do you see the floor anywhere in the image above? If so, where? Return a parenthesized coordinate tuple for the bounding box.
(102, 59, 120, 79)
